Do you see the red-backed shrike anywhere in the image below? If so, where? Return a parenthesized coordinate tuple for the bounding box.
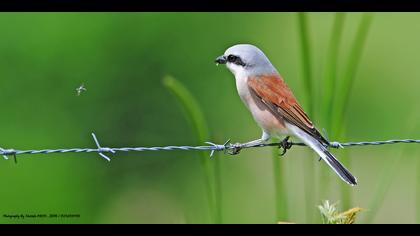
(215, 44, 357, 186)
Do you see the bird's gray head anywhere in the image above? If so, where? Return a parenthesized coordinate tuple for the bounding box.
(215, 44, 277, 77)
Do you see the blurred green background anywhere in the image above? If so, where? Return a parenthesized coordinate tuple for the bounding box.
(0, 12, 419, 224)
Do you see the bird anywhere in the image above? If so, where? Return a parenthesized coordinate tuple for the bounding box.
(215, 44, 357, 186)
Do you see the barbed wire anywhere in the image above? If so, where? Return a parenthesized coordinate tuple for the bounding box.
(0, 133, 420, 162)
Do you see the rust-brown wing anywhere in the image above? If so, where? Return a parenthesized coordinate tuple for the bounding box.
(248, 74, 329, 145)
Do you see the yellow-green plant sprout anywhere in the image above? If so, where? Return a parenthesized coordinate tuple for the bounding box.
(318, 200, 363, 224)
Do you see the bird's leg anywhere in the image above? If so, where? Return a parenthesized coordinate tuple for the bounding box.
(227, 131, 270, 155)
(279, 136, 292, 157)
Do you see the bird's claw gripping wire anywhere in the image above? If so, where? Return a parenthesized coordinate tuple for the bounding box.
(91, 133, 114, 162)
(216, 139, 243, 156)
(205, 139, 242, 157)
(279, 136, 292, 156)
(227, 143, 243, 155)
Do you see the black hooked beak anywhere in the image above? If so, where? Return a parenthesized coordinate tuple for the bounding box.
(215, 55, 227, 65)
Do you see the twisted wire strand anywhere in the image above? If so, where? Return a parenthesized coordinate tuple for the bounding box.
(1, 133, 420, 160)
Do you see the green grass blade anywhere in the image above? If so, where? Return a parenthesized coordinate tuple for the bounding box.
(417, 157, 420, 223)
(214, 156, 223, 224)
(272, 145, 288, 222)
(297, 12, 316, 222)
(322, 13, 346, 130)
(298, 12, 314, 117)
(163, 76, 210, 143)
(331, 13, 374, 138)
(163, 76, 221, 224)
(338, 148, 352, 211)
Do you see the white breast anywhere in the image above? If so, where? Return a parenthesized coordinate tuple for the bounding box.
(235, 75, 288, 136)
(235, 75, 252, 105)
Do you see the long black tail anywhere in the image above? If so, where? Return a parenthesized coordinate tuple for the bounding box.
(289, 123, 358, 186)
(320, 146, 358, 186)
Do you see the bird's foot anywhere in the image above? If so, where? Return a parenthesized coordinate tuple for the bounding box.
(226, 142, 243, 155)
(279, 136, 292, 157)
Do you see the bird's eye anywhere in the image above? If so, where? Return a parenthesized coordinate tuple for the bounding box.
(227, 55, 237, 62)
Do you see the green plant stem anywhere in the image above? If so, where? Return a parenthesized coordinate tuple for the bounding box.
(214, 155, 223, 224)
(323, 13, 346, 129)
(303, 152, 317, 223)
(339, 150, 352, 211)
(163, 76, 221, 224)
(417, 157, 420, 223)
(298, 12, 314, 117)
(297, 12, 316, 223)
(272, 146, 288, 222)
(331, 13, 374, 138)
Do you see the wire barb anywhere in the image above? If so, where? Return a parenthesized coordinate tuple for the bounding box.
(0, 147, 9, 160)
(0, 147, 17, 160)
(91, 133, 114, 162)
(204, 141, 226, 158)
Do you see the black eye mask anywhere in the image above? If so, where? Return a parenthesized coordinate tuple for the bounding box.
(227, 55, 246, 67)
